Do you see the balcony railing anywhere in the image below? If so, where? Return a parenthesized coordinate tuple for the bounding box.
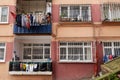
(9, 61, 52, 75)
(13, 24, 52, 34)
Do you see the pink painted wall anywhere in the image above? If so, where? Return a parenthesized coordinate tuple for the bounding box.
(6, 42, 13, 62)
(91, 4, 101, 22)
(52, 4, 60, 23)
(51, 41, 95, 80)
(9, 5, 16, 24)
(96, 42, 103, 72)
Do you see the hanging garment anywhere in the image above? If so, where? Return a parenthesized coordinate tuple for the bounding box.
(46, 13, 51, 24)
(26, 14, 30, 29)
(38, 13, 43, 24)
(21, 14, 26, 27)
(33, 64, 37, 69)
(33, 13, 36, 26)
(103, 55, 108, 63)
(16, 14, 22, 27)
(29, 64, 33, 72)
(22, 63, 26, 71)
(35, 13, 39, 24)
(30, 14, 33, 26)
(26, 64, 29, 72)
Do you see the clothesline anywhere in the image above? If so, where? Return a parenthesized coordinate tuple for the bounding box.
(16, 12, 52, 29)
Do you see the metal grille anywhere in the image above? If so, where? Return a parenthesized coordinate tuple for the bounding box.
(103, 41, 120, 56)
(59, 42, 92, 62)
(23, 43, 50, 60)
(102, 3, 120, 22)
(60, 5, 91, 22)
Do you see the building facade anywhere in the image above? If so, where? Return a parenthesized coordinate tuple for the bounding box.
(0, 0, 120, 80)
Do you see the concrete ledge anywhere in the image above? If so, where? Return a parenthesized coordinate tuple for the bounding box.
(9, 71, 52, 75)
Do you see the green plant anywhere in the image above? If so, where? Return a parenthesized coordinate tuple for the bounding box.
(108, 73, 119, 80)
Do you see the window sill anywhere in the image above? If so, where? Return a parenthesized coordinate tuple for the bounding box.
(0, 60, 5, 62)
(0, 22, 9, 25)
(59, 60, 95, 64)
(102, 21, 120, 26)
(58, 21, 92, 26)
(9, 71, 52, 75)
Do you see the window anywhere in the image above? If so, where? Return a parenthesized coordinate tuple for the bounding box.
(59, 42, 93, 62)
(102, 3, 120, 22)
(60, 5, 91, 22)
(0, 6, 9, 23)
(0, 43, 6, 62)
(103, 42, 120, 57)
(23, 43, 51, 60)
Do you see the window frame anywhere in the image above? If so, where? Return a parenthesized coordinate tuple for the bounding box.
(103, 41, 120, 56)
(59, 42, 93, 63)
(0, 43, 6, 62)
(22, 43, 51, 62)
(60, 5, 91, 22)
(0, 6, 9, 24)
(102, 3, 120, 22)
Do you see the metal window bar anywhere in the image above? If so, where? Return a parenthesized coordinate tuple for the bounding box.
(60, 5, 91, 22)
(59, 42, 92, 62)
(102, 2, 120, 22)
(103, 41, 120, 57)
(23, 43, 50, 61)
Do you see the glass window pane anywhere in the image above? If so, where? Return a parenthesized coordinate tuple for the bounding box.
(68, 48, 73, 60)
(79, 48, 83, 60)
(85, 48, 91, 60)
(82, 6, 89, 21)
(61, 6, 68, 18)
(0, 48, 4, 60)
(68, 48, 80, 60)
(0, 43, 5, 46)
(1, 7, 8, 22)
(44, 48, 50, 59)
(24, 44, 32, 47)
(60, 42, 67, 46)
(114, 48, 120, 56)
(104, 48, 112, 55)
(60, 48, 66, 60)
(114, 42, 120, 46)
(32, 47, 43, 59)
(70, 6, 79, 19)
(23, 48, 31, 59)
(73, 48, 80, 60)
(103, 42, 112, 47)
(84, 42, 91, 46)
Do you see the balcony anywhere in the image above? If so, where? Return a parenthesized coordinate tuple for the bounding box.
(14, 0, 52, 34)
(9, 61, 52, 75)
(13, 24, 52, 34)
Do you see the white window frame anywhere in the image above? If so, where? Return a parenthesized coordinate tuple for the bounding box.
(102, 3, 120, 21)
(103, 41, 120, 56)
(22, 43, 51, 62)
(60, 5, 91, 21)
(59, 42, 93, 63)
(0, 43, 6, 62)
(0, 6, 9, 24)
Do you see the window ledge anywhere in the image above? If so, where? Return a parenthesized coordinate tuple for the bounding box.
(102, 21, 120, 26)
(59, 61, 95, 64)
(9, 71, 52, 75)
(0, 22, 9, 25)
(0, 60, 5, 62)
(58, 21, 92, 26)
